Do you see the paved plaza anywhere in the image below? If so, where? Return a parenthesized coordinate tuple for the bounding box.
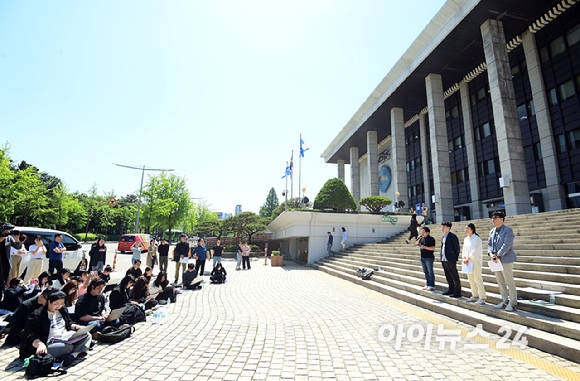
(2, 258, 580, 381)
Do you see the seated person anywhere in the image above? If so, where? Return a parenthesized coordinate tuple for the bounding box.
(129, 276, 157, 310)
(143, 267, 153, 283)
(0, 278, 27, 314)
(22, 271, 51, 301)
(61, 280, 79, 308)
(19, 290, 91, 367)
(125, 261, 142, 279)
(5, 287, 55, 346)
(182, 263, 201, 290)
(155, 285, 177, 305)
(150, 272, 169, 294)
(52, 268, 71, 289)
(77, 271, 90, 297)
(109, 275, 138, 310)
(210, 263, 227, 284)
(74, 279, 119, 331)
(98, 265, 112, 283)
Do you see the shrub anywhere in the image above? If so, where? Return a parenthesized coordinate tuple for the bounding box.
(272, 251, 281, 256)
(73, 233, 98, 242)
(313, 178, 357, 212)
(107, 235, 121, 242)
(359, 196, 393, 213)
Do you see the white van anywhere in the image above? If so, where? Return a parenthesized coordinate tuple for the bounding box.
(15, 227, 85, 277)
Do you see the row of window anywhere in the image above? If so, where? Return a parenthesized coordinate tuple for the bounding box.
(540, 23, 580, 63)
(405, 132, 420, 145)
(450, 168, 468, 185)
(477, 157, 501, 177)
(547, 75, 580, 106)
(445, 105, 460, 119)
(408, 184, 423, 198)
(406, 156, 422, 172)
(448, 135, 464, 152)
(517, 100, 536, 122)
(523, 143, 543, 164)
(470, 87, 488, 107)
(556, 127, 580, 154)
(474, 121, 493, 141)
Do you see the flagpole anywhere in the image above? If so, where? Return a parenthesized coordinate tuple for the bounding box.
(299, 135, 302, 209)
(285, 161, 288, 211)
(290, 150, 294, 200)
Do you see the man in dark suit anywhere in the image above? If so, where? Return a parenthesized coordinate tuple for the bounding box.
(440, 221, 461, 297)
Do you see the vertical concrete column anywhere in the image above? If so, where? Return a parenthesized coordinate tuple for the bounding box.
(349, 147, 360, 208)
(419, 112, 432, 213)
(459, 80, 483, 219)
(522, 30, 565, 211)
(425, 73, 454, 223)
(390, 107, 407, 207)
(481, 19, 531, 216)
(367, 131, 379, 197)
(337, 159, 345, 182)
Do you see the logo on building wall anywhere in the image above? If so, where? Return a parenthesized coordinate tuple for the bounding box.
(379, 165, 391, 193)
(382, 215, 398, 225)
(378, 148, 390, 163)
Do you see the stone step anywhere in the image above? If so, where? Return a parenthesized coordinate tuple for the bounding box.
(312, 262, 580, 363)
(348, 247, 580, 258)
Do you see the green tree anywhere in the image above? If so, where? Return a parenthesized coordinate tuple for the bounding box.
(147, 172, 191, 238)
(0, 145, 17, 221)
(359, 196, 393, 213)
(259, 187, 279, 218)
(229, 212, 260, 242)
(313, 178, 357, 212)
(243, 217, 268, 244)
(194, 219, 232, 240)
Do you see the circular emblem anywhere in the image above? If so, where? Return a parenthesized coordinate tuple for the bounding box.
(379, 165, 391, 193)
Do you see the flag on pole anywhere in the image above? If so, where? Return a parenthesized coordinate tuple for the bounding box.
(289, 152, 294, 175)
(282, 163, 291, 179)
(300, 135, 309, 157)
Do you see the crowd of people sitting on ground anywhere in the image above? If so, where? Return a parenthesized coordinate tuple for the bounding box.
(0, 233, 233, 373)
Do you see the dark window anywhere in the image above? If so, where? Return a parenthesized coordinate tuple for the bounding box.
(568, 182, 580, 195)
(451, 106, 459, 119)
(540, 46, 549, 63)
(550, 36, 565, 57)
(471, 94, 476, 106)
(482, 122, 491, 138)
(456, 169, 464, 184)
(416, 156, 421, 167)
(464, 167, 469, 180)
(406, 162, 410, 172)
(487, 159, 496, 175)
(445, 110, 451, 119)
(548, 88, 558, 106)
(430, 180, 434, 195)
(528, 100, 536, 117)
(524, 145, 535, 164)
(408, 188, 412, 198)
(570, 128, 580, 150)
(517, 104, 527, 122)
(534, 142, 543, 160)
(454, 136, 462, 150)
(477, 88, 485, 100)
(577, 75, 580, 94)
(416, 184, 422, 195)
(451, 171, 457, 185)
(474, 126, 480, 141)
(411, 160, 415, 170)
(448, 140, 454, 153)
(566, 24, 580, 47)
(511, 65, 520, 80)
(478, 162, 484, 177)
(557, 134, 567, 153)
(559, 80, 576, 102)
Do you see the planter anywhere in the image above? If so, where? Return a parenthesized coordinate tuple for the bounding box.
(271, 255, 283, 266)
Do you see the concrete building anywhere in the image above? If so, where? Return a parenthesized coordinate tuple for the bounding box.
(322, 0, 580, 222)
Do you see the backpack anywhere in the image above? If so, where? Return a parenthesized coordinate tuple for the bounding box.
(356, 267, 374, 280)
(24, 353, 67, 378)
(99, 324, 135, 344)
(119, 304, 146, 325)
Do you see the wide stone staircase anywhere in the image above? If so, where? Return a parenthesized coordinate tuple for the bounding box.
(312, 208, 580, 362)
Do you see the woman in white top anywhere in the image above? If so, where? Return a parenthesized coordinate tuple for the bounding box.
(25, 235, 47, 284)
(341, 227, 347, 249)
(461, 223, 487, 304)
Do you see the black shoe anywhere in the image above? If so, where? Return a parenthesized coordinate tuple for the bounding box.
(89, 340, 97, 350)
(442, 291, 453, 296)
(61, 354, 75, 367)
(450, 294, 462, 298)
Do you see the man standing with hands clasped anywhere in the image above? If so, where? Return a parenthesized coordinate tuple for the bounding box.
(440, 221, 461, 298)
(48, 233, 67, 278)
(488, 211, 518, 312)
(173, 234, 190, 284)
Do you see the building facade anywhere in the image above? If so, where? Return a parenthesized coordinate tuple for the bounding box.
(322, 0, 580, 222)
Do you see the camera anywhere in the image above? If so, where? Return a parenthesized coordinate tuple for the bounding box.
(0, 222, 15, 237)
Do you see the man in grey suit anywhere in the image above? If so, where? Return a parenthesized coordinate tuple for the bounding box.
(488, 211, 518, 311)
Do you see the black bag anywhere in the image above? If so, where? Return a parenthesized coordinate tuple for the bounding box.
(25, 353, 67, 378)
(119, 304, 146, 325)
(98, 324, 135, 344)
(356, 267, 374, 280)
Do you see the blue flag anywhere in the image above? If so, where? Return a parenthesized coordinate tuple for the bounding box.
(281, 164, 291, 179)
(300, 135, 309, 158)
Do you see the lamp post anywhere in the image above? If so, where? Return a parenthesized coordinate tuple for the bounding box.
(302, 187, 306, 208)
(113, 163, 174, 234)
(395, 192, 400, 212)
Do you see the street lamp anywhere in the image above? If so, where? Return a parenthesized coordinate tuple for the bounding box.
(302, 187, 306, 208)
(113, 163, 174, 233)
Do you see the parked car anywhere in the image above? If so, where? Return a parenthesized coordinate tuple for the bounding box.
(117, 234, 151, 253)
(16, 227, 85, 277)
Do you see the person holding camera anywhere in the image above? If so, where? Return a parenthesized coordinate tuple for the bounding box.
(1, 222, 20, 299)
(25, 236, 47, 284)
(488, 211, 518, 312)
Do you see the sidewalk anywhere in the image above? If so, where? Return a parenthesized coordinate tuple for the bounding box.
(1, 259, 579, 380)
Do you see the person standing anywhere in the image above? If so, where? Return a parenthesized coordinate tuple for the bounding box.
(157, 238, 170, 273)
(418, 227, 436, 291)
(25, 236, 47, 284)
(130, 241, 143, 266)
(0, 222, 17, 299)
(440, 221, 461, 297)
(488, 211, 518, 311)
(341, 227, 347, 249)
(242, 241, 251, 270)
(89, 238, 107, 271)
(421, 202, 428, 218)
(327, 232, 334, 256)
(211, 240, 224, 269)
(147, 239, 158, 270)
(235, 242, 243, 271)
(462, 223, 486, 304)
(406, 214, 420, 244)
(191, 238, 208, 276)
(9, 233, 27, 281)
(173, 234, 189, 284)
(48, 233, 66, 278)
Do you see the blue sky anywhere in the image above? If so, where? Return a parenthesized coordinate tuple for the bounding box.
(1, 0, 446, 215)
